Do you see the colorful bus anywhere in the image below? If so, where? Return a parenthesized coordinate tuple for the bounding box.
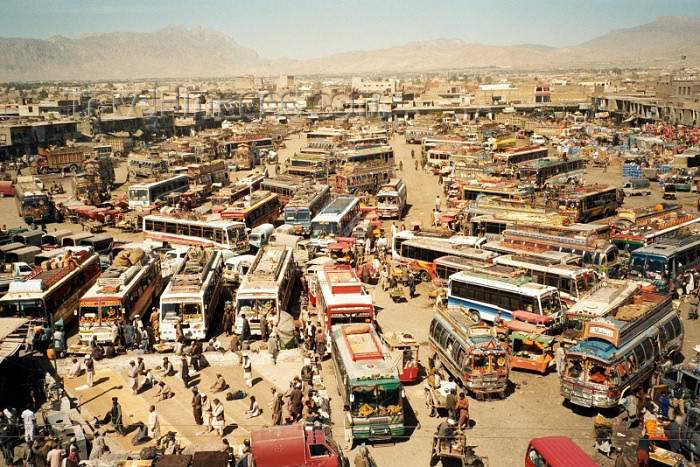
(261, 176, 305, 206)
(557, 185, 622, 223)
(429, 305, 509, 398)
(310, 196, 362, 240)
(127, 153, 169, 178)
(0, 248, 101, 327)
(518, 157, 586, 189)
(314, 264, 374, 333)
(14, 179, 55, 225)
(142, 215, 248, 253)
(77, 249, 162, 345)
(127, 174, 190, 208)
(220, 191, 281, 229)
(234, 245, 295, 337)
(628, 234, 700, 293)
(283, 184, 331, 236)
(492, 146, 548, 166)
(331, 324, 404, 440)
(447, 268, 563, 324)
(159, 247, 223, 341)
(339, 145, 395, 167)
(560, 293, 682, 408)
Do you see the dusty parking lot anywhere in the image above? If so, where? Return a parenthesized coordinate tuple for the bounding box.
(2, 134, 700, 466)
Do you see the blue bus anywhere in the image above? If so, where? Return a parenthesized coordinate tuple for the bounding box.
(283, 184, 331, 236)
(310, 195, 362, 240)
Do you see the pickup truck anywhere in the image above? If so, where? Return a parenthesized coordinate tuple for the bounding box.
(250, 424, 348, 467)
(0, 262, 34, 295)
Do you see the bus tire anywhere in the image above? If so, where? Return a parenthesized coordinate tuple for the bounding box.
(469, 310, 480, 323)
(69, 164, 78, 173)
(420, 270, 431, 282)
(499, 391, 506, 400)
(429, 454, 439, 466)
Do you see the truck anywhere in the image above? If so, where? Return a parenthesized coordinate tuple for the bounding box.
(250, 424, 348, 467)
(0, 262, 34, 295)
(35, 147, 86, 174)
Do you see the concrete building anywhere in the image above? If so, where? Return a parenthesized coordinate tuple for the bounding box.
(351, 78, 399, 95)
(275, 75, 295, 91)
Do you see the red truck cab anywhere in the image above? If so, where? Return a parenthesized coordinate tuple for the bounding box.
(526, 437, 596, 467)
(250, 424, 346, 467)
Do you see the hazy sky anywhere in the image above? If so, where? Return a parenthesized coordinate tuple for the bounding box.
(4, 0, 700, 59)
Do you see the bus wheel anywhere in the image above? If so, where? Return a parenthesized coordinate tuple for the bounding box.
(499, 391, 506, 400)
(420, 270, 431, 282)
(69, 164, 78, 173)
(470, 310, 480, 323)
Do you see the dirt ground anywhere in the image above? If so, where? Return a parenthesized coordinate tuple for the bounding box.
(2, 133, 700, 466)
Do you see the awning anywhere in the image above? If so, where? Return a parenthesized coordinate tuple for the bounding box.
(0, 318, 29, 365)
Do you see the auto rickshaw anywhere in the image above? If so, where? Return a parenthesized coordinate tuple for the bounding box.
(382, 331, 419, 383)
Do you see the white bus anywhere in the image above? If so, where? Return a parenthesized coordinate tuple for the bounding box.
(234, 245, 295, 337)
(159, 247, 223, 341)
(310, 195, 362, 240)
(492, 254, 597, 301)
(78, 249, 163, 345)
(142, 215, 248, 253)
(314, 264, 375, 333)
(127, 174, 189, 208)
(447, 268, 563, 324)
(376, 178, 407, 219)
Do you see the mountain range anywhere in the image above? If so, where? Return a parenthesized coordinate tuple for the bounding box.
(1, 16, 698, 82)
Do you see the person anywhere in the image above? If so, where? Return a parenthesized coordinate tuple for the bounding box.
(207, 337, 223, 352)
(53, 327, 65, 356)
(161, 357, 175, 377)
(433, 209, 440, 227)
(141, 369, 156, 390)
(128, 360, 139, 395)
(554, 346, 565, 376)
(268, 334, 279, 365)
(222, 306, 232, 336)
(301, 364, 314, 394)
(668, 415, 682, 453)
(211, 374, 227, 393)
(89, 431, 106, 460)
(149, 307, 160, 341)
(201, 394, 213, 434)
(380, 266, 388, 291)
(690, 294, 699, 320)
(180, 356, 190, 387)
(81, 354, 95, 388)
(154, 381, 173, 401)
(237, 439, 254, 467)
(67, 358, 82, 379)
(21, 406, 36, 442)
(191, 341, 203, 372)
(436, 418, 456, 444)
(21, 440, 36, 467)
(135, 356, 145, 376)
(656, 390, 671, 420)
(343, 405, 353, 451)
(407, 274, 416, 299)
(110, 397, 126, 436)
(244, 396, 260, 419)
(456, 392, 470, 429)
(192, 388, 203, 426)
(435, 195, 441, 212)
(272, 392, 283, 426)
(445, 388, 457, 420)
(242, 354, 253, 388)
(621, 391, 639, 428)
(241, 315, 251, 342)
(47, 441, 63, 467)
(147, 406, 160, 442)
(354, 444, 369, 467)
(595, 422, 613, 458)
(290, 383, 304, 421)
(211, 398, 225, 438)
(637, 435, 650, 466)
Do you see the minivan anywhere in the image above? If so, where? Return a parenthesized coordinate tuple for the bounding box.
(248, 224, 275, 250)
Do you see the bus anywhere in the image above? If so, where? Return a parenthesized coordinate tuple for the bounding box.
(159, 247, 223, 341)
(396, 238, 497, 282)
(492, 146, 548, 166)
(559, 293, 682, 408)
(127, 174, 189, 208)
(77, 249, 162, 345)
(628, 235, 700, 293)
(461, 183, 526, 203)
(0, 248, 101, 327)
(211, 172, 267, 213)
(447, 268, 563, 324)
(376, 179, 407, 219)
(307, 128, 346, 142)
(222, 137, 274, 158)
(421, 137, 468, 157)
(404, 127, 435, 144)
(334, 166, 394, 195)
(345, 135, 388, 147)
(287, 164, 328, 182)
(330, 324, 404, 440)
(426, 148, 452, 168)
(310, 195, 362, 240)
(518, 157, 586, 189)
(314, 264, 374, 333)
(220, 191, 281, 229)
(261, 176, 305, 206)
(234, 245, 295, 337)
(611, 211, 700, 252)
(339, 145, 395, 167)
(429, 305, 509, 398)
(14, 179, 56, 225)
(492, 254, 597, 301)
(557, 185, 622, 223)
(283, 184, 331, 236)
(561, 279, 640, 345)
(127, 153, 169, 178)
(142, 215, 248, 253)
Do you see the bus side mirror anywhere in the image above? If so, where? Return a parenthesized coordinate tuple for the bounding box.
(73, 310, 78, 316)
(349, 394, 354, 403)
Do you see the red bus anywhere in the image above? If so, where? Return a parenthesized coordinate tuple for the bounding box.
(220, 190, 280, 229)
(312, 264, 374, 333)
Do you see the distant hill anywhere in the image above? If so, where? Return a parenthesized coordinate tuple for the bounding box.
(1, 16, 699, 81)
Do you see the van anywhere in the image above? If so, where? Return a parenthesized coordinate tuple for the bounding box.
(13, 230, 45, 247)
(79, 234, 114, 256)
(61, 232, 95, 247)
(526, 437, 596, 467)
(622, 178, 651, 196)
(248, 223, 275, 250)
(0, 243, 24, 265)
(222, 254, 256, 284)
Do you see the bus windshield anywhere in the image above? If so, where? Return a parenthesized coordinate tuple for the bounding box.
(129, 189, 149, 201)
(238, 298, 276, 314)
(540, 292, 560, 315)
(227, 226, 246, 241)
(564, 356, 618, 387)
(161, 302, 202, 321)
(351, 385, 401, 416)
(312, 222, 337, 237)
